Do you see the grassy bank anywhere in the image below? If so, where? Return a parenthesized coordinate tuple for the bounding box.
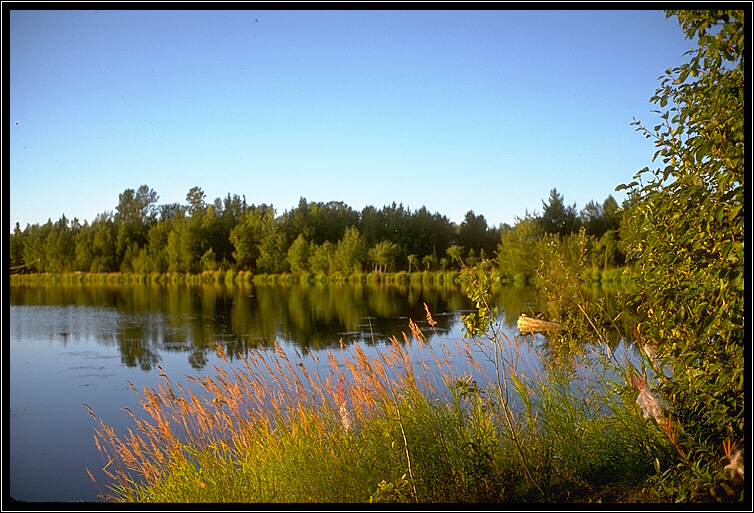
(86, 299, 677, 503)
(11, 269, 634, 292)
(10, 270, 465, 287)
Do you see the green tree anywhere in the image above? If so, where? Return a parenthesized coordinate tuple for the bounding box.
(539, 188, 580, 237)
(458, 210, 497, 258)
(10, 222, 25, 270)
(198, 201, 224, 269)
(42, 215, 76, 273)
(256, 227, 288, 274)
(495, 215, 551, 282)
(592, 229, 620, 270)
(359, 203, 454, 270)
(407, 206, 455, 264)
(21, 220, 52, 272)
(158, 202, 184, 223)
(309, 241, 335, 275)
(333, 226, 366, 274)
(280, 197, 315, 245)
(146, 218, 175, 273)
(619, 10, 744, 500)
(114, 185, 159, 267)
(580, 197, 609, 238)
(89, 212, 118, 272)
(406, 254, 418, 273)
(577, 195, 625, 270)
(200, 248, 217, 272)
(162, 189, 214, 273)
(287, 233, 311, 273)
(186, 186, 206, 217)
(216, 193, 249, 265)
(601, 195, 620, 231)
(368, 240, 398, 272)
(446, 245, 464, 269)
(167, 219, 199, 273)
(229, 205, 279, 273)
(309, 201, 359, 246)
(73, 221, 94, 271)
(229, 207, 263, 272)
(421, 253, 437, 271)
(130, 246, 154, 274)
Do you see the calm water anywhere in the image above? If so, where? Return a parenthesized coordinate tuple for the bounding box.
(9, 281, 545, 502)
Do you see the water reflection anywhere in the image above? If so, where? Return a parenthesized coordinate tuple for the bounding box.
(10, 283, 542, 371)
(10, 281, 640, 502)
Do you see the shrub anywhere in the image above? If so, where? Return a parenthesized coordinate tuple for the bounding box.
(618, 10, 744, 502)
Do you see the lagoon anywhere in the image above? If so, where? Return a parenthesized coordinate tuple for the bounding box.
(9, 281, 545, 502)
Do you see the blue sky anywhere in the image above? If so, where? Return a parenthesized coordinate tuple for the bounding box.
(9, 9, 694, 232)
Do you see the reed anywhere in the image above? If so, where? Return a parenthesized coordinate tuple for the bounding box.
(86, 294, 666, 503)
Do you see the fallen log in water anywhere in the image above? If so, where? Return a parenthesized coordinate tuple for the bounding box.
(517, 313, 562, 334)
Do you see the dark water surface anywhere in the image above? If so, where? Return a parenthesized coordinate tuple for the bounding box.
(9, 281, 542, 502)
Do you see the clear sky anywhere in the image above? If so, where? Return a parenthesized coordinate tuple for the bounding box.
(9, 9, 694, 232)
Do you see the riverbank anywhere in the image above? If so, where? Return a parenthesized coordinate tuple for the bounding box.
(9, 269, 465, 287)
(10, 267, 631, 289)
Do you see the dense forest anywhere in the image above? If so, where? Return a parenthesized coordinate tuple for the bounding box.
(9, 186, 624, 281)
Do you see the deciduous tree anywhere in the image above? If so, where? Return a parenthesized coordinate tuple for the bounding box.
(333, 226, 366, 274)
(287, 234, 311, 274)
(368, 240, 398, 273)
(619, 10, 744, 499)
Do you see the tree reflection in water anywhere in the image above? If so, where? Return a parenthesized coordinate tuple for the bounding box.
(9, 281, 544, 371)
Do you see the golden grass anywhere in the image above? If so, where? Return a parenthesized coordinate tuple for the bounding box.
(85, 300, 670, 503)
(87, 304, 483, 501)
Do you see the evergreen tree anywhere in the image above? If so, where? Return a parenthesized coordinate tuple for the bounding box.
(539, 188, 580, 237)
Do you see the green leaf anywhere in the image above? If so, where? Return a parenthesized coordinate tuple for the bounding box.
(622, 10, 745, 464)
(715, 205, 726, 224)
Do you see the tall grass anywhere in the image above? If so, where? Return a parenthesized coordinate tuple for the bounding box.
(86, 295, 671, 502)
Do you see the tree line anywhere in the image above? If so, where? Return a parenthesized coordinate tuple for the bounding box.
(9, 185, 624, 280)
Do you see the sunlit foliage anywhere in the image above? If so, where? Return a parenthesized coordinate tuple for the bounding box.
(618, 9, 744, 502)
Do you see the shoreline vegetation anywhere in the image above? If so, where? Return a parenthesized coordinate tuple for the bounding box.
(84, 301, 668, 503)
(8, 266, 630, 289)
(80, 262, 741, 504)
